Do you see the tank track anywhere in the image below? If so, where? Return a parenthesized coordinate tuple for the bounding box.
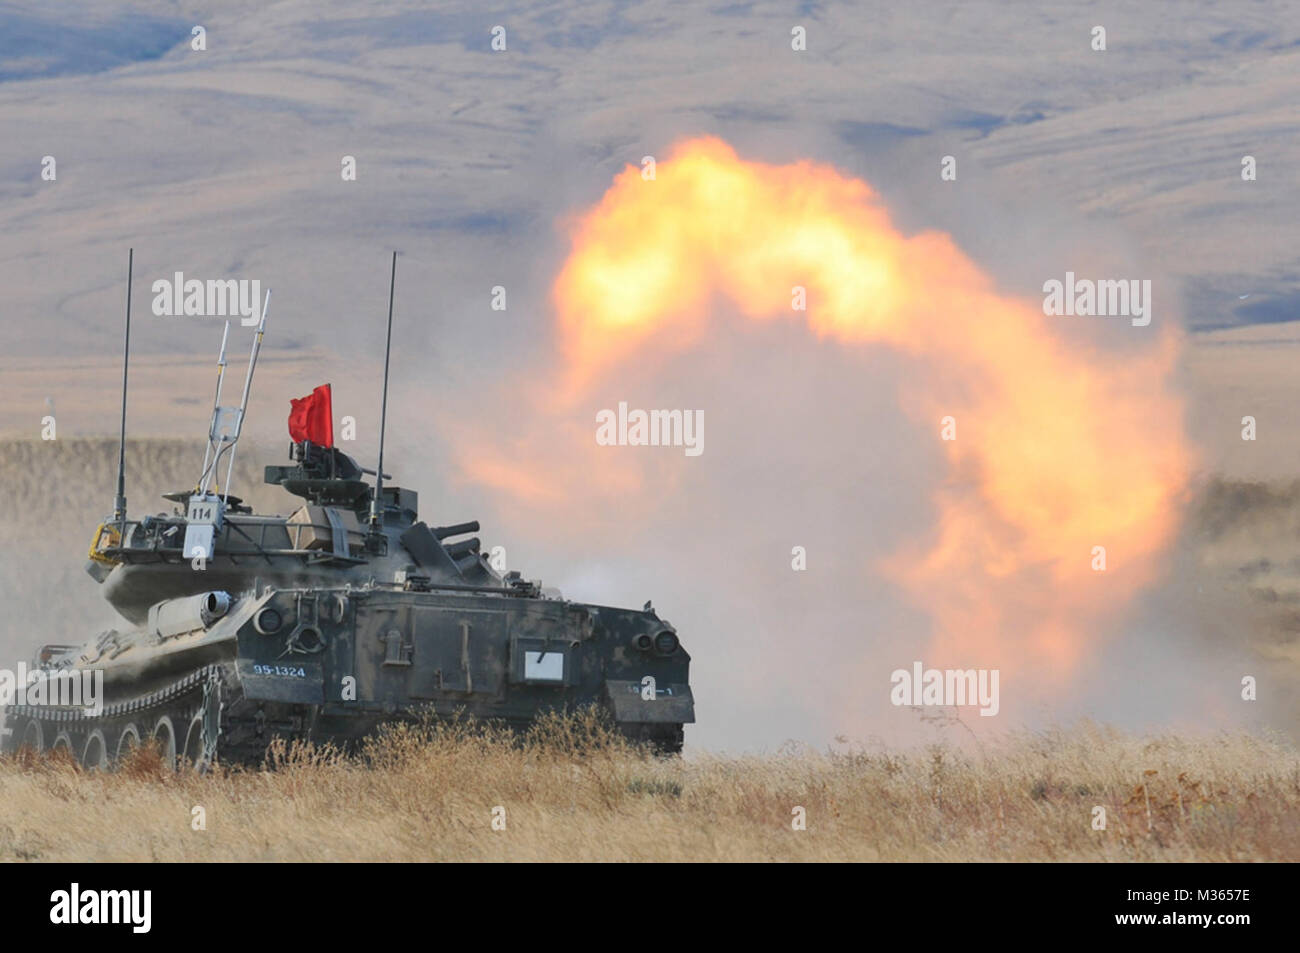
(619, 722, 684, 755)
(0, 662, 275, 770)
(3, 664, 685, 765)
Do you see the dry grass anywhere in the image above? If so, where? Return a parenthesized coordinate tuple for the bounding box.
(0, 715, 1295, 862)
(2, 441, 1297, 861)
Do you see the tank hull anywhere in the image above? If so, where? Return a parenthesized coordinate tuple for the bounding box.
(2, 584, 693, 766)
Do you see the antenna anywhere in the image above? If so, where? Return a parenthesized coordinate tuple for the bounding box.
(112, 248, 133, 530)
(369, 251, 397, 537)
(196, 320, 231, 496)
(182, 289, 269, 563)
(220, 289, 271, 503)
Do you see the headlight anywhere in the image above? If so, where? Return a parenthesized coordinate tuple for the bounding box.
(254, 607, 283, 635)
(653, 630, 679, 655)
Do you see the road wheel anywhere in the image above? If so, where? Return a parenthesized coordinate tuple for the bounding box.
(51, 731, 76, 762)
(182, 716, 210, 773)
(152, 715, 178, 771)
(18, 719, 44, 754)
(81, 730, 109, 771)
(115, 723, 141, 764)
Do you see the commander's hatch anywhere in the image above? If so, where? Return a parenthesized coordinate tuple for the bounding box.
(265, 442, 373, 508)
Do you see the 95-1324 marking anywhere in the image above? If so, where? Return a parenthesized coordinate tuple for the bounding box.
(252, 664, 307, 678)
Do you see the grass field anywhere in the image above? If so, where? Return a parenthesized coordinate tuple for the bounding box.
(1, 715, 1295, 862)
(1, 437, 1296, 862)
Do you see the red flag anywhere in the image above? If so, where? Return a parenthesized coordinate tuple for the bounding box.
(288, 384, 333, 447)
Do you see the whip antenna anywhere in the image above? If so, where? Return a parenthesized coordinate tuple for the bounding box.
(369, 251, 397, 538)
(221, 290, 271, 503)
(196, 320, 231, 496)
(112, 248, 133, 531)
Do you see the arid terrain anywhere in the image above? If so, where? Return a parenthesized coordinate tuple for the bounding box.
(1, 0, 1297, 863)
(0, 716, 1295, 862)
(0, 433, 1297, 862)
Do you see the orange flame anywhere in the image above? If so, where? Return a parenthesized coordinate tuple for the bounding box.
(545, 136, 1191, 678)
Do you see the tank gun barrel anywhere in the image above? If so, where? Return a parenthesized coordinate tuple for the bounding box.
(444, 536, 481, 558)
(432, 521, 479, 540)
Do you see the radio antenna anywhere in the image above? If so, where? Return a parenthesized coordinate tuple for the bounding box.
(112, 248, 133, 531)
(181, 288, 268, 564)
(220, 290, 271, 503)
(196, 320, 231, 496)
(369, 251, 397, 537)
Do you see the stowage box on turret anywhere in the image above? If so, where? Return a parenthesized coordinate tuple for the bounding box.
(1, 258, 694, 769)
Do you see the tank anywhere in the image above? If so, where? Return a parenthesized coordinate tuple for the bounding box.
(0, 259, 694, 769)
